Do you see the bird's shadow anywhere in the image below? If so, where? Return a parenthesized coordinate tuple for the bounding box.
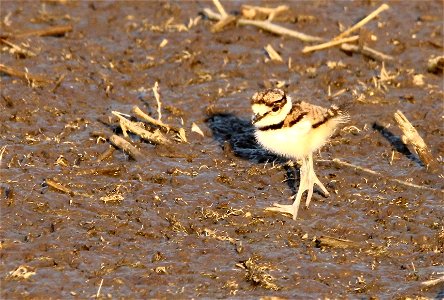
(372, 122, 423, 167)
(206, 112, 298, 195)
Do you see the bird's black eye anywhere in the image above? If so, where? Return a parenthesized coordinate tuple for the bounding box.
(272, 106, 279, 112)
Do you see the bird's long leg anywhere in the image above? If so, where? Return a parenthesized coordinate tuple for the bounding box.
(305, 154, 315, 208)
(266, 156, 310, 220)
(305, 153, 330, 207)
(266, 153, 331, 220)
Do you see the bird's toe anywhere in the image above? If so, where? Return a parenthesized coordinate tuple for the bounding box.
(265, 203, 299, 219)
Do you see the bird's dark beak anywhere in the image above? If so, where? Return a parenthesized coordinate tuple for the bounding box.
(252, 113, 261, 124)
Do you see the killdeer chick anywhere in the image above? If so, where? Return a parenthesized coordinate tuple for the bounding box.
(251, 88, 349, 220)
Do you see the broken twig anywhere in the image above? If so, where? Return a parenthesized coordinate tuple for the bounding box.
(393, 110, 436, 171)
(241, 5, 289, 21)
(318, 158, 441, 192)
(0, 38, 36, 57)
(132, 106, 174, 132)
(152, 81, 162, 121)
(333, 4, 390, 40)
(0, 63, 49, 83)
(210, 0, 237, 32)
(239, 18, 323, 42)
(132, 106, 187, 143)
(421, 275, 444, 287)
(302, 35, 359, 53)
(212, 0, 228, 17)
(203, 8, 323, 42)
(45, 178, 74, 196)
(341, 43, 393, 61)
(112, 111, 170, 145)
(212, 15, 237, 32)
(76, 166, 121, 176)
(264, 44, 283, 62)
(0, 24, 73, 39)
(96, 146, 115, 162)
(0, 145, 6, 164)
(109, 134, 143, 161)
(315, 236, 360, 249)
(191, 122, 205, 137)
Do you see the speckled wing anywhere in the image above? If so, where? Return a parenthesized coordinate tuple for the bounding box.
(286, 102, 348, 129)
(282, 103, 312, 134)
(283, 102, 312, 127)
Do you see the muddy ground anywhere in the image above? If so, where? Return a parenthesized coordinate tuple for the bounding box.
(1, 1, 443, 299)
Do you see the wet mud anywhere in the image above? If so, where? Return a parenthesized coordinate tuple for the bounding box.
(1, 1, 443, 299)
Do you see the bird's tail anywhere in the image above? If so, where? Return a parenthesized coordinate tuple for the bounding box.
(329, 104, 350, 124)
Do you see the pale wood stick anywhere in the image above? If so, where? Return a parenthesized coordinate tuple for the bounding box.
(210, 0, 236, 32)
(267, 5, 288, 22)
(212, 0, 228, 17)
(109, 134, 143, 161)
(96, 279, 104, 299)
(421, 275, 444, 287)
(203, 8, 323, 42)
(0, 63, 49, 83)
(302, 35, 359, 53)
(0, 38, 36, 57)
(333, 4, 390, 40)
(132, 105, 178, 132)
(340, 43, 394, 61)
(316, 236, 360, 249)
(0, 145, 6, 164)
(241, 5, 289, 21)
(50, 73, 66, 93)
(152, 81, 162, 121)
(76, 166, 121, 176)
(46, 178, 74, 196)
(264, 44, 283, 62)
(239, 19, 324, 42)
(111, 111, 170, 145)
(212, 15, 237, 32)
(132, 106, 187, 143)
(393, 110, 436, 170)
(96, 145, 115, 162)
(318, 158, 441, 192)
(203, 8, 227, 20)
(242, 4, 289, 16)
(0, 24, 73, 39)
(267, 5, 289, 21)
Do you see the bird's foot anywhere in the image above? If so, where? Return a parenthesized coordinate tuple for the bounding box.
(303, 171, 330, 207)
(265, 203, 300, 220)
(313, 175, 330, 197)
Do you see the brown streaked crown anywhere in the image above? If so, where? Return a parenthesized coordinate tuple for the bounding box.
(251, 88, 286, 105)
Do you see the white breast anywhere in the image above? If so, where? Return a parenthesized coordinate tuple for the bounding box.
(255, 119, 337, 159)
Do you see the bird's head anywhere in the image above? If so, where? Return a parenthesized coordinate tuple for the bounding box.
(251, 88, 291, 127)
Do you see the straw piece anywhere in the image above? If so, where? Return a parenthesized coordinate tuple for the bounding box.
(302, 35, 359, 53)
(333, 4, 389, 40)
(393, 110, 436, 171)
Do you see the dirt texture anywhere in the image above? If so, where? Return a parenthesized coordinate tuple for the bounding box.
(1, 1, 443, 299)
